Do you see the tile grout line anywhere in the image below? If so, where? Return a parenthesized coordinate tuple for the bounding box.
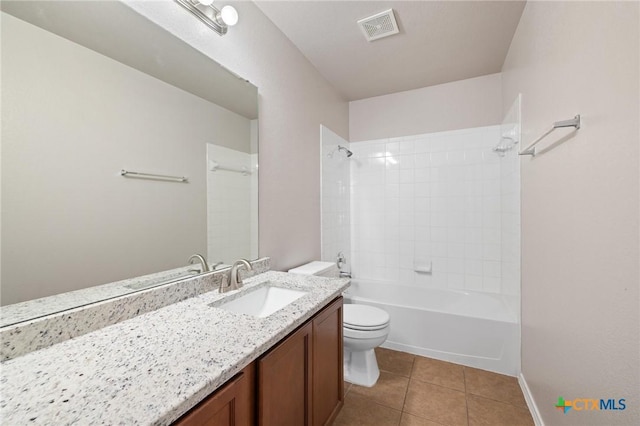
(399, 355, 417, 420)
(463, 366, 470, 425)
(358, 392, 405, 419)
(407, 375, 466, 393)
(352, 370, 410, 413)
(405, 355, 469, 424)
(466, 392, 530, 410)
(340, 384, 404, 424)
(463, 365, 534, 423)
(401, 355, 449, 426)
(402, 378, 450, 426)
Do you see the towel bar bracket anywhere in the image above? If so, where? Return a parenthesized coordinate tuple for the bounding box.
(519, 114, 581, 156)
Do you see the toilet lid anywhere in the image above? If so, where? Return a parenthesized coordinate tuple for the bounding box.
(343, 304, 390, 329)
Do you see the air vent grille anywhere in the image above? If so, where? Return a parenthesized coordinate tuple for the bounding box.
(357, 9, 399, 42)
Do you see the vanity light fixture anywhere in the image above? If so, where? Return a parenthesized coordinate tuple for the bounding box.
(175, 0, 239, 36)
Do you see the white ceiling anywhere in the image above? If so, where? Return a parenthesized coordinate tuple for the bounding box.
(256, 1, 526, 101)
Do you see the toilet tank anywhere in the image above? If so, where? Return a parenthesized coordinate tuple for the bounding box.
(288, 261, 339, 278)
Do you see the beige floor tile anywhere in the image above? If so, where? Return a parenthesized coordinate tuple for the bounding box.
(400, 412, 443, 425)
(411, 356, 465, 391)
(467, 394, 534, 426)
(403, 380, 468, 425)
(334, 392, 402, 426)
(350, 371, 410, 410)
(337, 349, 534, 426)
(376, 347, 416, 377)
(464, 367, 527, 407)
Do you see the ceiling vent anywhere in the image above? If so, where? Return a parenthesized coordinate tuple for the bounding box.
(357, 9, 399, 42)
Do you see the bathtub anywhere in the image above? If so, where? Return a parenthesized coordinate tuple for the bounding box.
(344, 279, 520, 376)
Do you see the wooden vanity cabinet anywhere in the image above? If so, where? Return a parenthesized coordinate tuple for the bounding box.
(175, 364, 255, 426)
(174, 297, 343, 426)
(311, 297, 344, 425)
(257, 297, 344, 426)
(257, 322, 313, 425)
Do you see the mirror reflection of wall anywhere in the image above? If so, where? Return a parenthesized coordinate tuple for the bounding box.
(206, 128, 259, 265)
(0, 2, 258, 309)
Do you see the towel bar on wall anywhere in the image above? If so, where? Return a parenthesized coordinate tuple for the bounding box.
(120, 169, 188, 182)
(519, 115, 581, 156)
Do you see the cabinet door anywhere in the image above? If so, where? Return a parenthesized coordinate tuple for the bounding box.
(257, 322, 313, 426)
(312, 297, 344, 425)
(174, 364, 255, 426)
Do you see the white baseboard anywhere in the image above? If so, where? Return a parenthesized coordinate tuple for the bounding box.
(519, 373, 544, 426)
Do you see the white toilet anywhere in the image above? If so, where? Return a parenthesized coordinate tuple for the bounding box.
(342, 304, 390, 387)
(288, 261, 390, 387)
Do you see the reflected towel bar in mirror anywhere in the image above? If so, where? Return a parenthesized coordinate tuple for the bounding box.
(208, 161, 252, 175)
(120, 169, 189, 182)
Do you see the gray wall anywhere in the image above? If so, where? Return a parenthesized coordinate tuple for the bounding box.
(349, 73, 503, 141)
(127, 2, 350, 272)
(502, 2, 639, 424)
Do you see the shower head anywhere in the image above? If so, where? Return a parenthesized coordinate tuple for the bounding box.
(338, 145, 353, 157)
(327, 145, 353, 159)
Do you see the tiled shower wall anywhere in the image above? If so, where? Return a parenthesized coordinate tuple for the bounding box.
(350, 126, 504, 293)
(207, 143, 258, 264)
(320, 126, 351, 265)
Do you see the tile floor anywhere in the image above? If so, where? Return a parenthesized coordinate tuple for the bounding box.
(335, 348, 534, 426)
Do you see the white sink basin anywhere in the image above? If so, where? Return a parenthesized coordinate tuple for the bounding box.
(213, 283, 308, 318)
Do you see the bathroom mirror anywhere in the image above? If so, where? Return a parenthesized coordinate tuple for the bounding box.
(0, 1, 259, 325)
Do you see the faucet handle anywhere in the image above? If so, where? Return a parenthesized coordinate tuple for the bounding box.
(229, 259, 253, 290)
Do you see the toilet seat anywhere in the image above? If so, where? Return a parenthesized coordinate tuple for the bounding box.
(343, 304, 390, 331)
(344, 323, 390, 340)
(344, 322, 389, 331)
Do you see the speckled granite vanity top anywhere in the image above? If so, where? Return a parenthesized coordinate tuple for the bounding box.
(0, 272, 350, 425)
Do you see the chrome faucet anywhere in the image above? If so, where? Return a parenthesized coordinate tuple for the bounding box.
(211, 261, 225, 271)
(336, 252, 350, 278)
(220, 259, 253, 293)
(188, 254, 210, 273)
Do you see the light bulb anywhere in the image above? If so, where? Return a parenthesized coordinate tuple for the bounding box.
(219, 5, 238, 26)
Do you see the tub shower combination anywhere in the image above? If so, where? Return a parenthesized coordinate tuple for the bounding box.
(321, 116, 521, 377)
(344, 280, 519, 375)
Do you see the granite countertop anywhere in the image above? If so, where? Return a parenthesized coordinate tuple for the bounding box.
(1, 263, 224, 328)
(0, 271, 350, 425)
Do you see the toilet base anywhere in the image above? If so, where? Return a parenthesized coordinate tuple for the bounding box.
(344, 347, 380, 387)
